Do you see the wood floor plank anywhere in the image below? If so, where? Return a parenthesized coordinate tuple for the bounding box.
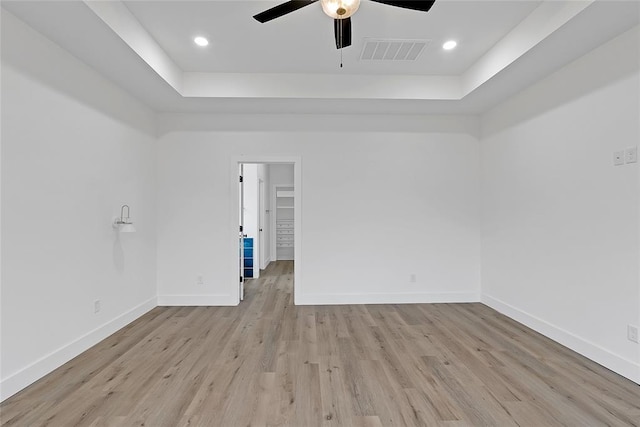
(2, 260, 639, 426)
(352, 415, 384, 427)
(250, 372, 277, 427)
(318, 355, 353, 427)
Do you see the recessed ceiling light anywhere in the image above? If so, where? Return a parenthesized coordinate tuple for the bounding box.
(194, 36, 209, 47)
(443, 40, 457, 50)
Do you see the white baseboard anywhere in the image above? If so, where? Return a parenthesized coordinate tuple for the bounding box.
(0, 297, 157, 402)
(261, 257, 271, 270)
(295, 292, 480, 306)
(482, 294, 640, 385)
(157, 294, 237, 306)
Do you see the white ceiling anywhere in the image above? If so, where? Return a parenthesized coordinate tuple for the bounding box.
(2, 0, 639, 115)
(122, 0, 541, 75)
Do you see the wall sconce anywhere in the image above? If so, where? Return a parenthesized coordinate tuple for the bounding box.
(113, 204, 136, 233)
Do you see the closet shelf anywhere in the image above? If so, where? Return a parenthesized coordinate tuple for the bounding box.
(275, 186, 294, 261)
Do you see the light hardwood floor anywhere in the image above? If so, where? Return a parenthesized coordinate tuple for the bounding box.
(2, 261, 639, 426)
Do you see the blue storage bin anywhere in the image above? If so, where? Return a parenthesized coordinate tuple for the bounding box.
(242, 237, 254, 278)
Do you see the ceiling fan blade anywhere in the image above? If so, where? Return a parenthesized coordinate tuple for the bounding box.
(253, 0, 319, 23)
(368, 0, 435, 13)
(334, 17, 352, 49)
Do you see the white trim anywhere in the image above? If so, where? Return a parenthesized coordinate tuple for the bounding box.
(482, 294, 640, 385)
(295, 292, 480, 306)
(637, 134, 640, 385)
(157, 295, 237, 306)
(230, 155, 302, 306)
(0, 297, 157, 402)
(271, 184, 277, 264)
(258, 178, 267, 271)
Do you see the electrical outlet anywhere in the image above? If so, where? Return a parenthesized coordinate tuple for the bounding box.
(613, 151, 624, 166)
(94, 300, 101, 314)
(410, 274, 416, 283)
(197, 275, 204, 285)
(625, 147, 637, 164)
(628, 325, 638, 343)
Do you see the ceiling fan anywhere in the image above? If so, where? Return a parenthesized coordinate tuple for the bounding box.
(253, 0, 436, 50)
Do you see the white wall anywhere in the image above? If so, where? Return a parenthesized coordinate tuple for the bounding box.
(4, 3, 636, 404)
(481, 27, 640, 383)
(0, 11, 157, 400)
(258, 164, 271, 268)
(156, 119, 481, 306)
(270, 164, 294, 188)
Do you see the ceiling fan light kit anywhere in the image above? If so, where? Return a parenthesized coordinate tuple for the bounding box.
(253, 0, 436, 51)
(321, 0, 361, 19)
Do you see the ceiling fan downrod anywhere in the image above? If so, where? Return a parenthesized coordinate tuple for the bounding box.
(252, 0, 436, 53)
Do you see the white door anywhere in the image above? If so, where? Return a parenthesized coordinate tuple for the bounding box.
(239, 164, 245, 301)
(259, 179, 266, 270)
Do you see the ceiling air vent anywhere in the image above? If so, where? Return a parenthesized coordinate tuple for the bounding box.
(360, 39, 430, 61)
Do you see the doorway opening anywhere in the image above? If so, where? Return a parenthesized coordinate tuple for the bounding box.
(232, 157, 301, 305)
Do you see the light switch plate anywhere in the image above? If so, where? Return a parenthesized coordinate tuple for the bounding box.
(613, 151, 624, 166)
(625, 147, 637, 164)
